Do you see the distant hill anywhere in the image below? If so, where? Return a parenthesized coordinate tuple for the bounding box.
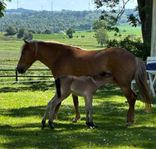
(0, 8, 137, 33)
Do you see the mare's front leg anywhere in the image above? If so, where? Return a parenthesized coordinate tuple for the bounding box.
(72, 94, 80, 122)
(84, 96, 95, 128)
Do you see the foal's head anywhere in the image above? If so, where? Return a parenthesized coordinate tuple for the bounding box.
(16, 40, 37, 74)
(93, 71, 113, 85)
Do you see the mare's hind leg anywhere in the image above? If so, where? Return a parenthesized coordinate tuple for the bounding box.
(72, 94, 80, 122)
(121, 86, 137, 126)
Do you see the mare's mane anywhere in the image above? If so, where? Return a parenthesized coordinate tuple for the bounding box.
(37, 40, 86, 52)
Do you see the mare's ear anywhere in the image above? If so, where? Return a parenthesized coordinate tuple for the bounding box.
(23, 39, 29, 44)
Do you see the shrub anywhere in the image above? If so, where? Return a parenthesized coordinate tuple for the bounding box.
(106, 36, 148, 60)
(44, 29, 51, 34)
(5, 26, 17, 36)
(66, 28, 75, 38)
(17, 28, 25, 39)
(95, 28, 108, 47)
(23, 31, 33, 40)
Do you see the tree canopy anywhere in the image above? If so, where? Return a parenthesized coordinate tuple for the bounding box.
(0, 0, 11, 17)
(94, 0, 153, 58)
(0, 9, 135, 33)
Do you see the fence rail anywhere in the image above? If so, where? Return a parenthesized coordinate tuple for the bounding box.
(0, 68, 52, 82)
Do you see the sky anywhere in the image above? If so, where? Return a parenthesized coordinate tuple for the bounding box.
(6, 0, 137, 11)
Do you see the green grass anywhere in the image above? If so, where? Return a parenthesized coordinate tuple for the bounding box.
(1, 26, 156, 149)
(0, 83, 156, 149)
(33, 31, 98, 50)
(118, 25, 141, 38)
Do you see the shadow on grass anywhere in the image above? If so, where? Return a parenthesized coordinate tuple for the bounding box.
(2, 123, 156, 148)
(0, 103, 156, 149)
(0, 91, 156, 149)
(1, 83, 156, 148)
(0, 81, 56, 93)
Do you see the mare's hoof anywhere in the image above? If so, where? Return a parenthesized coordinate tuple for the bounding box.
(126, 122, 133, 127)
(48, 120, 55, 129)
(72, 116, 80, 123)
(72, 118, 77, 123)
(41, 120, 46, 129)
(86, 122, 96, 128)
(72, 117, 80, 123)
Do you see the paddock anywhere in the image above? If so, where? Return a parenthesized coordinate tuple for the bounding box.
(0, 32, 156, 149)
(0, 80, 156, 149)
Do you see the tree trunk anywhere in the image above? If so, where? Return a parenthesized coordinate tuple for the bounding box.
(151, 0, 156, 56)
(137, 0, 153, 58)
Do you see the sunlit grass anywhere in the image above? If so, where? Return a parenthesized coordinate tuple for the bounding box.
(0, 82, 156, 149)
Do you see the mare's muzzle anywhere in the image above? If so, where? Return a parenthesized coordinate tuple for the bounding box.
(16, 66, 26, 74)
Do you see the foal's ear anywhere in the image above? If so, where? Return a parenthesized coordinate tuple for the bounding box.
(23, 39, 29, 44)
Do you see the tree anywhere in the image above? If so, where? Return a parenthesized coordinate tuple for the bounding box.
(0, 0, 11, 17)
(5, 26, 17, 36)
(66, 28, 75, 38)
(93, 20, 107, 31)
(17, 28, 25, 39)
(136, 0, 152, 57)
(23, 31, 33, 40)
(95, 28, 108, 47)
(44, 29, 52, 34)
(94, 0, 152, 58)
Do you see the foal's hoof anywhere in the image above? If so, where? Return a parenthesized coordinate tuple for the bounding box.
(48, 120, 55, 129)
(41, 120, 46, 129)
(86, 122, 96, 128)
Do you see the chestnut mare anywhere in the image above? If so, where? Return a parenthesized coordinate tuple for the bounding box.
(16, 40, 151, 127)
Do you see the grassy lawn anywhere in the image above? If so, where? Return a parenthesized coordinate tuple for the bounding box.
(0, 83, 156, 149)
(1, 27, 156, 149)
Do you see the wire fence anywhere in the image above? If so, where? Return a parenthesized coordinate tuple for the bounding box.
(0, 68, 53, 84)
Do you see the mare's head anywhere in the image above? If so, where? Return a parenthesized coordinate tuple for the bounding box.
(16, 40, 37, 74)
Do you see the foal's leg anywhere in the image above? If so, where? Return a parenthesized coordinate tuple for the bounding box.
(121, 86, 137, 126)
(84, 95, 95, 128)
(41, 95, 57, 128)
(72, 94, 80, 122)
(53, 102, 61, 119)
(48, 96, 66, 129)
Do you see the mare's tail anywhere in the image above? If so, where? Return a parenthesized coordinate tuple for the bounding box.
(134, 58, 152, 112)
(55, 78, 61, 98)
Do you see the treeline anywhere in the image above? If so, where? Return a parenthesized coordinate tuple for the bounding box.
(0, 9, 99, 33)
(0, 8, 136, 34)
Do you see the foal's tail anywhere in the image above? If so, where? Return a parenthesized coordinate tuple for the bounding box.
(55, 78, 61, 98)
(134, 58, 152, 112)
